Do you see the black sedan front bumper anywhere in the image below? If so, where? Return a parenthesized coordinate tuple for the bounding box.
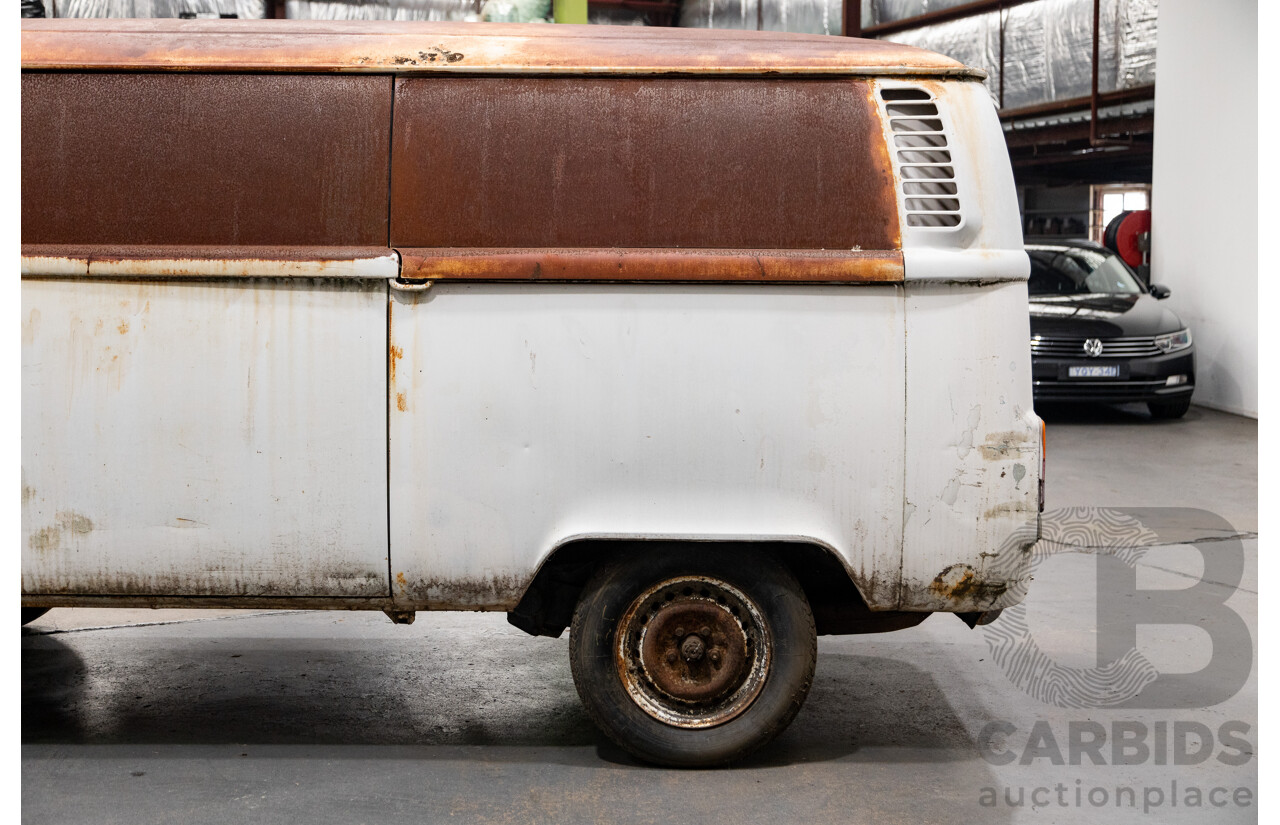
(1032, 349, 1195, 403)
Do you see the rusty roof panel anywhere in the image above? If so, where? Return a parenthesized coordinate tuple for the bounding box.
(22, 73, 392, 247)
(21, 19, 981, 78)
(390, 77, 900, 251)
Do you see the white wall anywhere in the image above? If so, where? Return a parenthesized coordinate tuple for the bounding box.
(1150, 0, 1258, 417)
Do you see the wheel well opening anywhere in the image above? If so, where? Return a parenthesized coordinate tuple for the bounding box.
(506, 539, 926, 638)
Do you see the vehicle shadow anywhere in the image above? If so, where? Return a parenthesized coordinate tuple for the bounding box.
(24, 630, 991, 767)
(1034, 400, 1203, 425)
(23, 624, 1015, 823)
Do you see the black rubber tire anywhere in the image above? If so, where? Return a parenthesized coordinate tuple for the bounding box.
(21, 607, 50, 626)
(569, 546, 816, 767)
(1148, 396, 1191, 419)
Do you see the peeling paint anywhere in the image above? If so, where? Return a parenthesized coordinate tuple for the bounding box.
(978, 429, 1033, 460)
(956, 404, 981, 458)
(941, 471, 963, 506)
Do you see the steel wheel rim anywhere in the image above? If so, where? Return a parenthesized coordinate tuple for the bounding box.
(615, 575, 772, 729)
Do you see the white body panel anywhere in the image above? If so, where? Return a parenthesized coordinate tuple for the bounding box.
(21, 278, 390, 597)
(900, 281, 1040, 610)
(388, 284, 906, 609)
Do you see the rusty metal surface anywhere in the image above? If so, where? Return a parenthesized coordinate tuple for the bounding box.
(391, 77, 900, 251)
(22, 72, 392, 247)
(640, 601, 748, 704)
(21, 19, 981, 77)
(21, 245, 399, 279)
(21, 595, 397, 610)
(397, 248, 904, 283)
(615, 575, 772, 728)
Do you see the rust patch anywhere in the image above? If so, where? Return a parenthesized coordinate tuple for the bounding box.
(865, 81, 903, 249)
(24, 244, 396, 265)
(22, 73, 392, 247)
(25, 594, 397, 610)
(20, 19, 979, 77)
(117, 321, 129, 334)
(929, 563, 1008, 604)
(22, 484, 35, 505)
(389, 345, 404, 383)
(24, 566, 386, 598)
(394, 573, 529, 610)
(399, 248, 905, 284)
(396, 392, 407, 412)
(388, 46, 464, 66)
(391, 77, 901, 252)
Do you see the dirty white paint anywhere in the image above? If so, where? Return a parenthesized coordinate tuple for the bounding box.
(388, 285, 907, 609)
(21, 278, 389, 597)
(899, 281, 1041, 611)
(876, 76, 1041, 611)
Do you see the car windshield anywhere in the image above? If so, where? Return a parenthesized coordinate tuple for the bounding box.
(1027, 247, 1144, 296)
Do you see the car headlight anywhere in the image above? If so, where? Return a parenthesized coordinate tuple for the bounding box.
(1154, 329, 1192, 353)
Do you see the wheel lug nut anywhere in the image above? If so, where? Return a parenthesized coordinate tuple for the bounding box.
(680, 635, 705, 662)
(674, 626, 685, 638)
(699, 626, 710, 637)
(665, 651, 678, 664)
(709, 650, 721, 664)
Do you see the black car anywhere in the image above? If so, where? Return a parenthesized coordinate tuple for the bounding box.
(1027, 241, 1194, 419)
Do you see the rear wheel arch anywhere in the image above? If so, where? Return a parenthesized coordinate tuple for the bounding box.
(506, 537, 916, 639)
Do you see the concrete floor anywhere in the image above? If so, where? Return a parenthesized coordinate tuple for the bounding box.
(22, 404, 1257, 824)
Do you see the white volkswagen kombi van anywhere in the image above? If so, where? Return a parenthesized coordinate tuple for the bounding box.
(21, 19, 1043, 766)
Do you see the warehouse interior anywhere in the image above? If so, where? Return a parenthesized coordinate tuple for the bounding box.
(20, 3, 1260, 824)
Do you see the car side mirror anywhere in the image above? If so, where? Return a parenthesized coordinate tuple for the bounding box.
(1149, 284, 1172, 300)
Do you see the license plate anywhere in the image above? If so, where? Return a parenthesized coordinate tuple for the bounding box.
(1067, 365, 1120, 378)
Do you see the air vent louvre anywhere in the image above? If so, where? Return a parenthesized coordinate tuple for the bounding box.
(879, 87, 961, 230)
(880, 88, 932, 101)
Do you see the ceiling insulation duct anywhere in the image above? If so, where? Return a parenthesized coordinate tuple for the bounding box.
(677, 0, 1156, 110)
(50, 0, 267, 16)
(875, 0, 1157, 108)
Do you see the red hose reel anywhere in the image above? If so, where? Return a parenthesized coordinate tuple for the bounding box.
(1103, 209, 1151, 268)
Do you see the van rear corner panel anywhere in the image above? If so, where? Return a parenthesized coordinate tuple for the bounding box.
(899, 280, 1041, 613)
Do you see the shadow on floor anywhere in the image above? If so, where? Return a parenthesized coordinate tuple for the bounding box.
(24, 631, 982, 769)
(1034, 400, 1203, 426)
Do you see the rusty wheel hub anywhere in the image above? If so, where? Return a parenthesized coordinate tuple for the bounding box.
(616, 575, 771, 729)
